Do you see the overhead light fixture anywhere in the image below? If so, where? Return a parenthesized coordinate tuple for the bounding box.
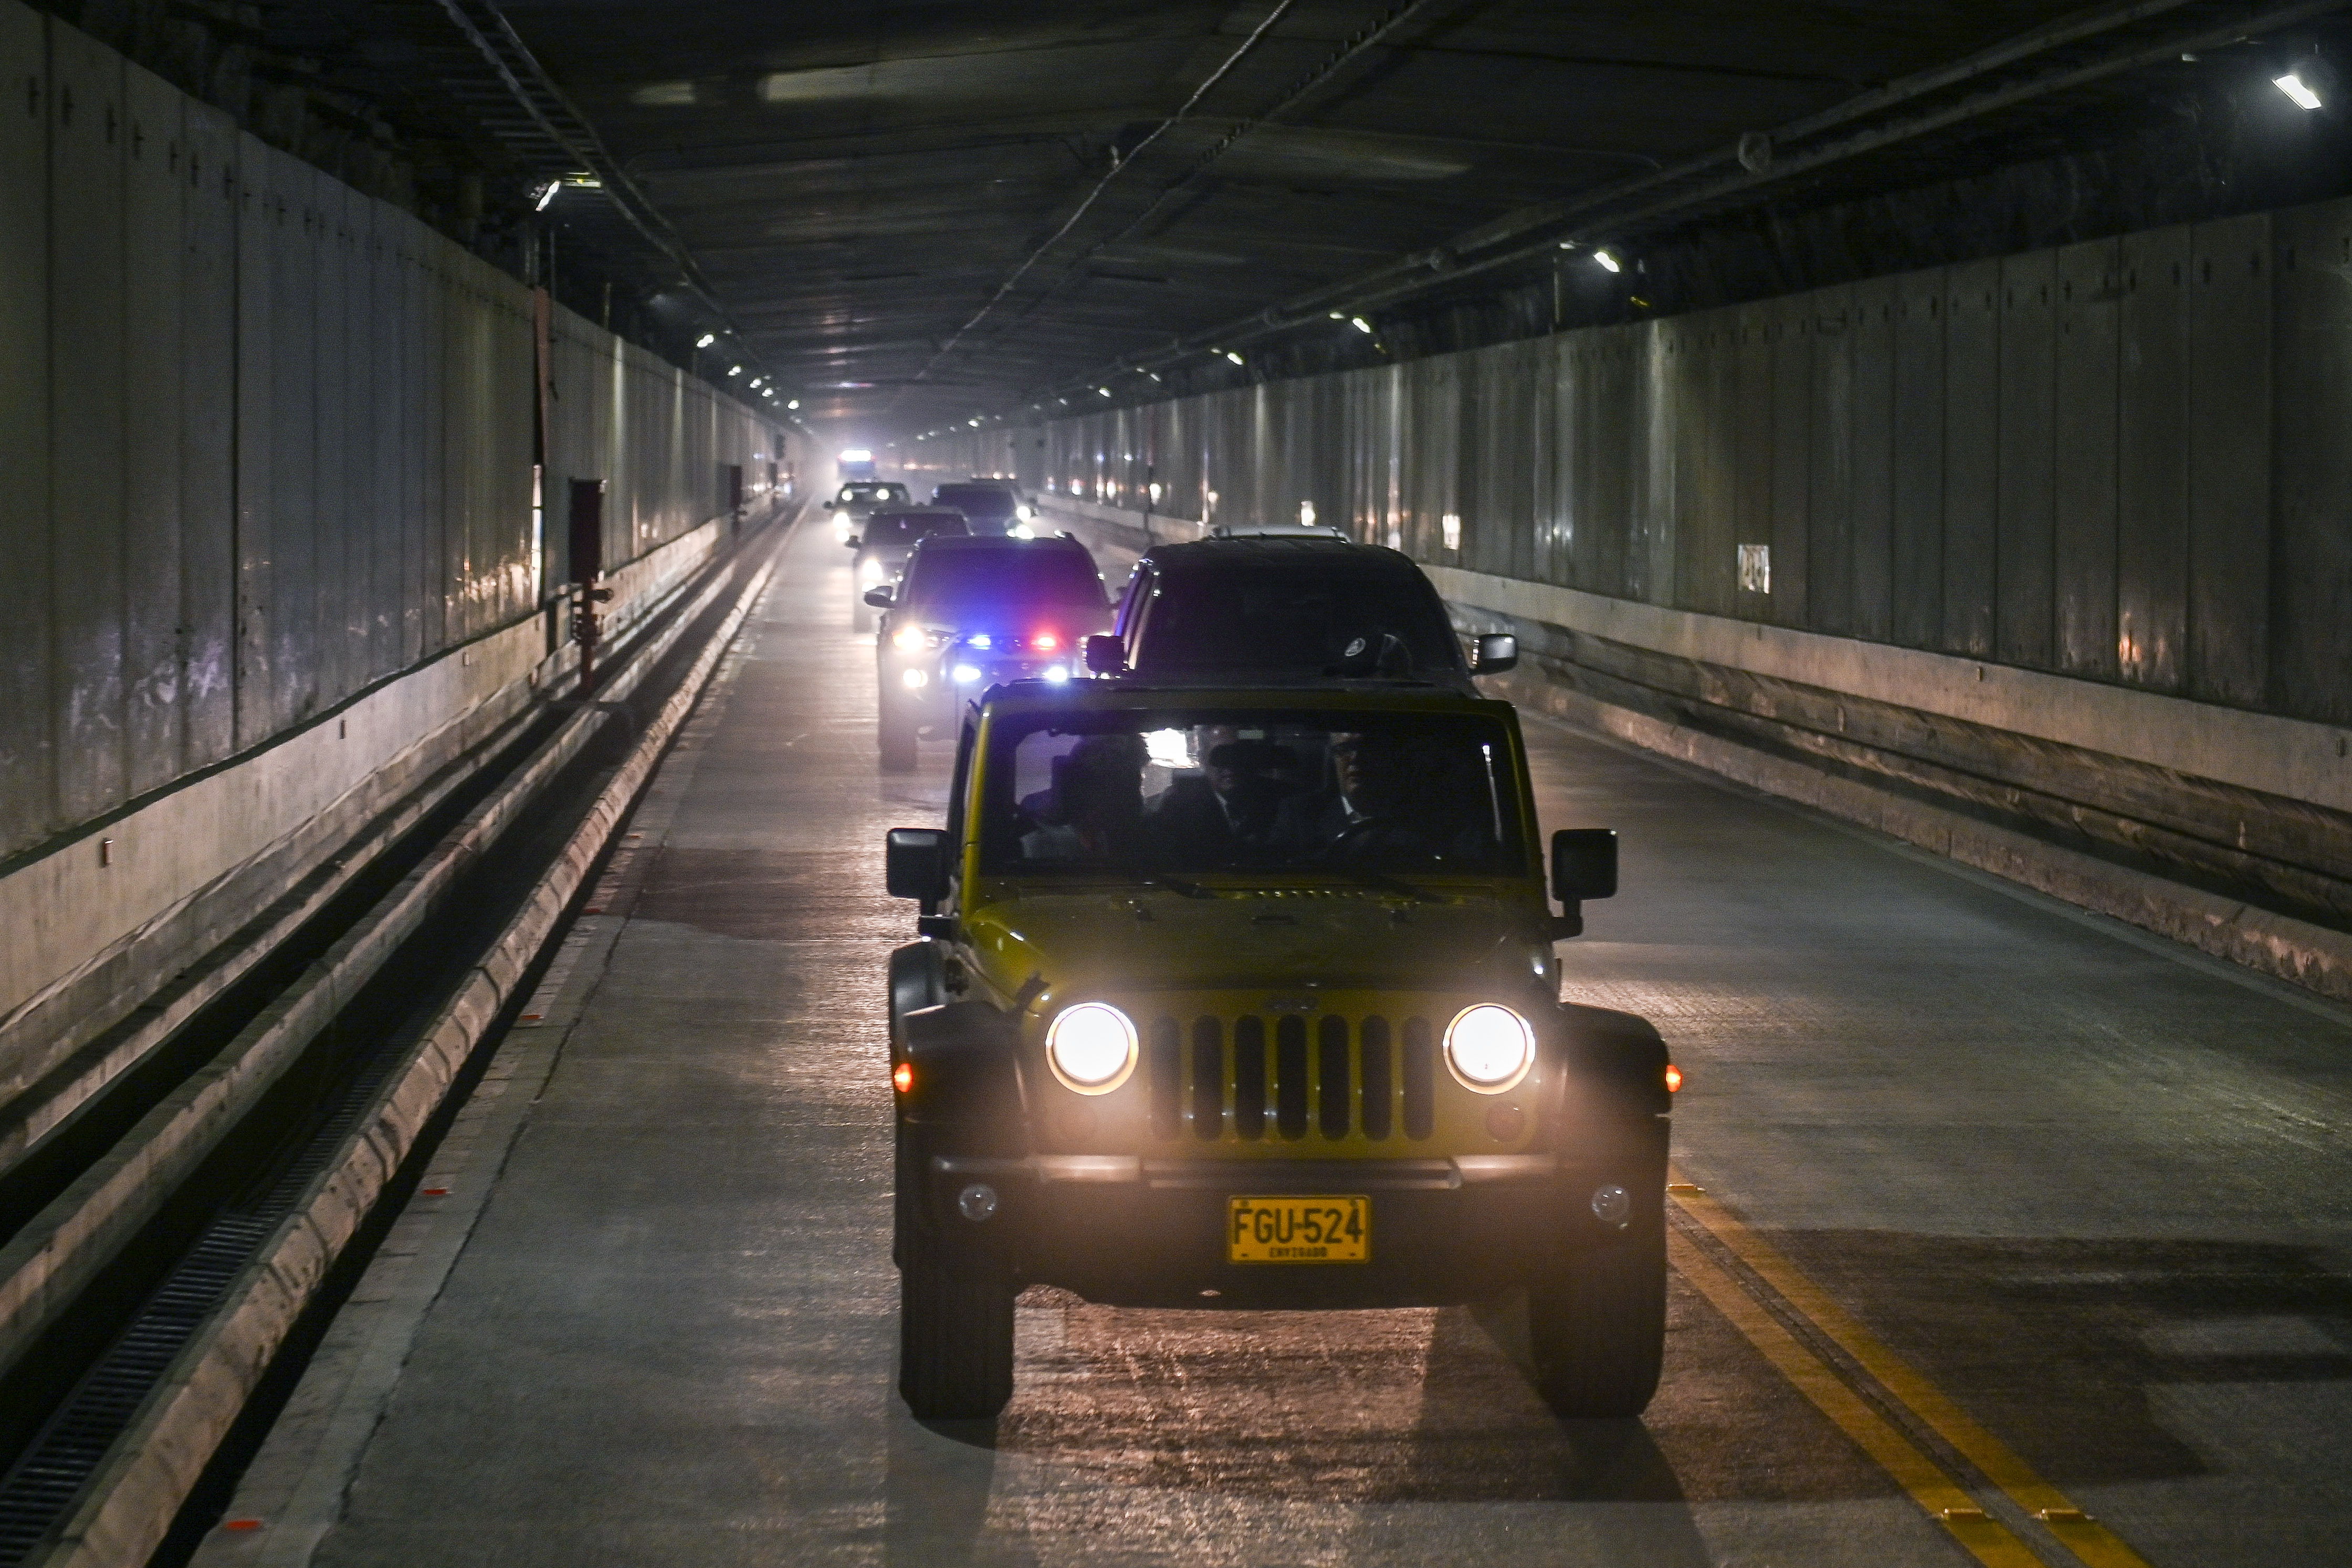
(1350, 316, 1372, 333)
(1224, 350, 1244, 365)
(696, 333, 716, 348)
(726, 365, 743, 377)
(1593, 249, 1623, 273)
(1328, 310, 1346, 320)
(1098, 386, 1112, 396)
(2277, 70, 2324, 110)
(533, 181, 559, 212)
(787, 399, 799, 409)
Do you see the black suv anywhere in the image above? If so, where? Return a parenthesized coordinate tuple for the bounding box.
(1090, 536, 1516, 691)
(867, 534, 1111, 770)
(849, 506, 968, 631)
(929, 480, 1033, 536)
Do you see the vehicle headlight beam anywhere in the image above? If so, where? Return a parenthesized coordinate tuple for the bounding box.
(1045, 1002, 1138, 1093)
(1444, 1004, 1534, 1092)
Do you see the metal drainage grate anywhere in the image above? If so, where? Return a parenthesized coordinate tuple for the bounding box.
(0, 1049, 402, 1565)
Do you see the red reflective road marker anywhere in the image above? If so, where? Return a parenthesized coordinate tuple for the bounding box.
(222, 1519, 263, 1532)
(421, 1187, 451, 1197)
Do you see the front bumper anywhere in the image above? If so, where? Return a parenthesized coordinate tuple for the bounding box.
(923, 1152, 1654, 1307)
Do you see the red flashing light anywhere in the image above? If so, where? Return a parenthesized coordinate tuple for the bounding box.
(1032, 632, 1060, 651)
(1663, 1064, 1683, 1093)
(892, 1061, 915, 1094)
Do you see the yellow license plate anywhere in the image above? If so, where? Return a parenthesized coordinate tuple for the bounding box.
(1226, 1195, 1369, 1263)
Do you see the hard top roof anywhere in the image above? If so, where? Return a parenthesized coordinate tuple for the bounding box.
(913, 532, 1089, 553)
(974, 677, 1509, 720)
(1141, 535, 1416, 569)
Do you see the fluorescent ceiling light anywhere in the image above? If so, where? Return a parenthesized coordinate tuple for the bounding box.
(2277, 71, 2324, 110)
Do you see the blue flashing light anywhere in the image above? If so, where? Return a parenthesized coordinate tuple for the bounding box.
(953, 664, 983, 683)
(968, 634, 993, 650)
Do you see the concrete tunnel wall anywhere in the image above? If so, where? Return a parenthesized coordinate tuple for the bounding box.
(907, 196, 2352, 965)
(0, 3, 803, 1108)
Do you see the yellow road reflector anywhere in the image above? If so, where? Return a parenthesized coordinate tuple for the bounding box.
(1668, 1230, 2044, 1568)
(1668, 1172, 2156, 1568)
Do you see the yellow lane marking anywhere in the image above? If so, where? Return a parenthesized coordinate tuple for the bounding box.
(1669, 1178, 2156, 1568)
(1668, 1229, 2046, 1566)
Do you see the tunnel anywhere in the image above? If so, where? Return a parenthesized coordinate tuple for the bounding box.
(3, 3, 2351, 1565)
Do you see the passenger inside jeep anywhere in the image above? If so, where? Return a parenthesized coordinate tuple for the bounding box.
(992, 711, 1523, 877)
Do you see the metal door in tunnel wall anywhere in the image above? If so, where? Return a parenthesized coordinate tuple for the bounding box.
(2053, 236, 2121, 682)
(1731, 305, 1773, 623)
(1996, 250, 2057, 671)
(2118, 224, 2192, 694)
(1807, 287, 1855, 637)
(1890, 270, 1946, 651)
(2186, 212, 2273, 710)
(1847, 275, 1897, 642)
(181, 98, 237, 773)
(123, 64, 184, 799)
(314, 177, 352, 714)
(1768, 298, 1811, 629)
(0, 0, 53, 845)
(49, 22, 129, 825)
(233, 131, 273, 750)
(266, 147, 320, 730)
(1942, 258, 2000, 659)
(2270, 200, 2352, 726)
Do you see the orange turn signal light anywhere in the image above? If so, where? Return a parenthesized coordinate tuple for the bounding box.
(1663, 1064, 1683, 1093)
(892, 1061, 914, 1094)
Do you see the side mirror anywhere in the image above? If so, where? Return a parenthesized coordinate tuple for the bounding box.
(1472, 632, 1518, 675)
(1552, 828, 1618, 902)
(823, 500, 835, 510)
(844, 535, 860, 549)
(1084, 634, 1126, 675)
(886, 828, 951, 902)
(864, 585, 895, 608)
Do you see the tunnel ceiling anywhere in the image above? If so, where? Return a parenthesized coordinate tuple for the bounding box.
(257, 0, 2352, 439)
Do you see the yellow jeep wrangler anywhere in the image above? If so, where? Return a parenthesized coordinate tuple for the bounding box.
(884, 679, 1672, 1420)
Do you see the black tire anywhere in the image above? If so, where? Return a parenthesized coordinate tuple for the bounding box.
(1529, 1199, 1666, 1418)
(898, 1186, 1016, 1420)
(878, 701, 919, 772)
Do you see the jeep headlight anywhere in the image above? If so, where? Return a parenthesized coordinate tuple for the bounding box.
(1045, 1002, 1137, 1093)
(1444, 1004, 1534, 1092)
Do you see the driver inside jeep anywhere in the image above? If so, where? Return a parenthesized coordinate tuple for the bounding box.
(998, 711, 1518, 876)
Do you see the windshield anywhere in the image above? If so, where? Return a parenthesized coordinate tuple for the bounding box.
(900, 549, 1107, 624)
(932, 485, 1017, 518)
(836, 482, 909, 505)
(1134, 561, 1458, 675)
(980, 709, 1528, 878)
(864, 510, 967, 546)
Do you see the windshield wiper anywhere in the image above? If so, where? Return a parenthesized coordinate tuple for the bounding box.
(1315, 864, 1442, 903)
(1111, 863, 1215, 899)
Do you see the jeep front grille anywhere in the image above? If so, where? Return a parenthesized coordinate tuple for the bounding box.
(1144, 1013, 1436, 1144)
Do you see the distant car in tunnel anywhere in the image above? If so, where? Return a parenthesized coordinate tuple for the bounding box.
(867, 534, 1111, 771)
(1090, 536, 1517, 693)
(824, 480, 912, 545)
(929, 479, 1036, 536)
(879, 679, 1665, 1422)
(848, 506, 969, 632)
